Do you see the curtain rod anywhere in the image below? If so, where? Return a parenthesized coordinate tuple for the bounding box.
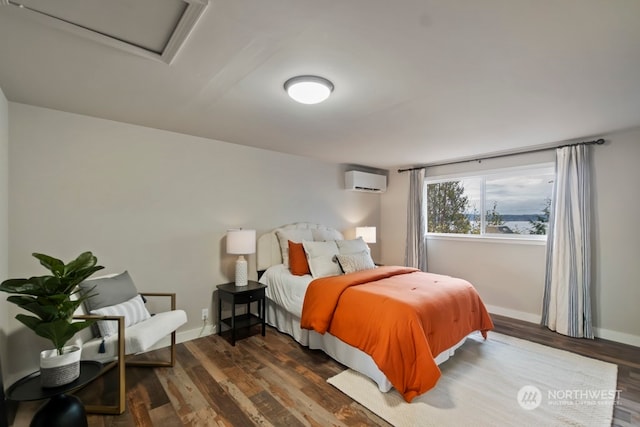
(397, 138, 605, 173)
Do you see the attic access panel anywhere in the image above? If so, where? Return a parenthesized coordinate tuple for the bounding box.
(8, 0, 207, 63)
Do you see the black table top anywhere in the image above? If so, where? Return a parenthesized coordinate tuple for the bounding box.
(6, 360, 103, 401)
(217, 280, 266, 294)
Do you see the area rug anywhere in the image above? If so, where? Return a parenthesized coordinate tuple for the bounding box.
(327, 332, 617, 427)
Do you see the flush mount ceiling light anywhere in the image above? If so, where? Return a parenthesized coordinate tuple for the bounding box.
(284, 75, 334, 104)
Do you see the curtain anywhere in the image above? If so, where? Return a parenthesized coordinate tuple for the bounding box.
(405, 168, 427, 271)
(541, 144, 593, 338)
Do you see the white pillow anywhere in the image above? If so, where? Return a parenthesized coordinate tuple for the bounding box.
(276, 229, 313, 267)
(336, 251, 376, 274)
(336, 237, 370, 255)
(311, 228, 343, 241)
(91, 294, 151, 337)
(302, 240, 342, 278)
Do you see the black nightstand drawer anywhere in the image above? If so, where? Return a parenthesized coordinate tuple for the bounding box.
(233, 288, 265, 304)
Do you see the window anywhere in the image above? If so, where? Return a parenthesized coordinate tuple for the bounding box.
(425, 164, 554, 238)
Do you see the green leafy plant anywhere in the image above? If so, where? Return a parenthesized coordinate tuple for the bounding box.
(0, 252, 104, 356)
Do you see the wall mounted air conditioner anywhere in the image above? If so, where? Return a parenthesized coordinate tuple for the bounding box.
(345, 170, 387, 193)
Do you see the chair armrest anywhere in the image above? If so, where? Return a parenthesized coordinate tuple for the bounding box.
(73, 314, 125, 362)
(74, 314, 125, 322)
(73, 314, 126, 339)
(139, 292, 176, 310)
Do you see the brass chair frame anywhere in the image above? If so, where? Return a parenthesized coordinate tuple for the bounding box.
(74, 292, 179, 415)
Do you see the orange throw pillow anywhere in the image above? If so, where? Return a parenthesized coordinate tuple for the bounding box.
(288, 240, 310, 276)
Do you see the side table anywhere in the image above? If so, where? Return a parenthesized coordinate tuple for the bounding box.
(6, 361, 102, 427)
(217, 281, 267, 346)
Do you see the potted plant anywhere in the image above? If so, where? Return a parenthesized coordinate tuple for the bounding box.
(0, 251, 104, 387)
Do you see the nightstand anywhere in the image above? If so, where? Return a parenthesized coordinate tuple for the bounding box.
(216, 281, 267, 346)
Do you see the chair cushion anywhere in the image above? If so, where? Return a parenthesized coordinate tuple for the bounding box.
(78, 309, 187, 363)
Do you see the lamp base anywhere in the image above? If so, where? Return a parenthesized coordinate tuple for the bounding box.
(235, 256, 248, 286)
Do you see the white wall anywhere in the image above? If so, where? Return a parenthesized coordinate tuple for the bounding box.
(0, 88, 9, 388)
(381, 130, 640, 346)
(6, 103, 381, 383)
(380, 171, 408, 266)
(590, 127, 640, 343)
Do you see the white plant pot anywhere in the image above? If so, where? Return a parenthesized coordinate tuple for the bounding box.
(40, 345, 81, 388)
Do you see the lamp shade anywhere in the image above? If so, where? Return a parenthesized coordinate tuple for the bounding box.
(226, 229, 256, 255)
(356, 226, 377, 244)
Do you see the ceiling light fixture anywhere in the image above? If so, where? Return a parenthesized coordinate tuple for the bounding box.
(284, 75, 334, 104)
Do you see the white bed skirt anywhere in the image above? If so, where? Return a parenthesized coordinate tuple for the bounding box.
(266, 297, 466, 393)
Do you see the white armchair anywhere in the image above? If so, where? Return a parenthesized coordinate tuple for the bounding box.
(72, 273, 187, 414)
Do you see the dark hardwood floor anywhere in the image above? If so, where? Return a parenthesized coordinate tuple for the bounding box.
(11, 315, 640, 426)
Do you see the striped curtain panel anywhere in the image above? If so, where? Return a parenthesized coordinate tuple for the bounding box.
(541, 144, 593, 338)
(405, 168, 427, 271)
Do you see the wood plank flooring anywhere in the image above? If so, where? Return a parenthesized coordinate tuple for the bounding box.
(10, 315, 640, 426)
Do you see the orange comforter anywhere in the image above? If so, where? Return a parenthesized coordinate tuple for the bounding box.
(300, 266, 494, 402)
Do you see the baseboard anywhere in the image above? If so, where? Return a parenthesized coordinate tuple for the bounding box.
(176, 324, 217, 343)
(486, 304, 541, 324)
(147, 323, 216, 351)
(486, 304, 640, 347)
(593, 327, 640, 348)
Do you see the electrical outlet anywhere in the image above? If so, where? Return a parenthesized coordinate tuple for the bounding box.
(201, 308, 208, 321)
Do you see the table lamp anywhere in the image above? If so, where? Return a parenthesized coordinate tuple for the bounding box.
(355, 226, 377, 244)
(226, 229, 256, 287)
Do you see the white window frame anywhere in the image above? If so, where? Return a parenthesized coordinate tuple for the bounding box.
(425, 163, 554, 245)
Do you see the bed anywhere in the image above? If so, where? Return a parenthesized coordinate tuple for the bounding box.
(257, 222, 493, 402)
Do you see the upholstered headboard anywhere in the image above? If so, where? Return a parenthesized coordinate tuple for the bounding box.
(257, 222, 344, 273)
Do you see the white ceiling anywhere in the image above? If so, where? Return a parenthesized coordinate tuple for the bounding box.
(0, 0, 639, 169)
(14, 0, 188, 53)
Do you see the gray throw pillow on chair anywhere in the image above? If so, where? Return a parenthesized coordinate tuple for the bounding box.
(78, 270, 139, 311)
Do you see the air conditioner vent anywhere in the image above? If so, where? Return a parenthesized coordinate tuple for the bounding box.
(345, 171, 387, 193)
